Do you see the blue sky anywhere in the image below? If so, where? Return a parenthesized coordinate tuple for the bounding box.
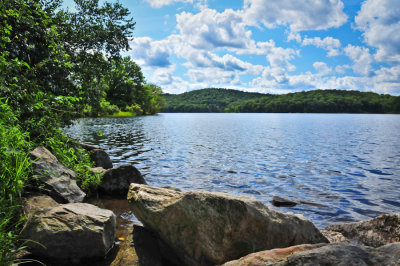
(64, 0, 400, 95)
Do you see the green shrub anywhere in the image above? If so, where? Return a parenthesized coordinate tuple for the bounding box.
(45, 135, 102, 193)
(99, 99, 120, 117)
(0, 99, 31, 265)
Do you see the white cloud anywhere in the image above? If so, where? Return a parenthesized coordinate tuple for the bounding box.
(152, 67, 202, 93)
(313, 62, 332, 75)
(302, 36, 341, 57)
(145, 0, 194, 8)
(187, 68, 241, 85)
(344, 44, 373, 76)
(127, 37, 172, 68)
(335, 64, 351, 74)
(355, 0, 400, 63)
(175, 8, 255, 51)
(256, 40, 298, 70)
(243, 0, 348, 32)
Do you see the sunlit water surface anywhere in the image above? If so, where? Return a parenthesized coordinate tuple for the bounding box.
(65, 113, 400, 228)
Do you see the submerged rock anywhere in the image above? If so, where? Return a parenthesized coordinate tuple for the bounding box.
(272, 196, 297, 207)
(325, 213, 400, 247)
(90, 149, 113, 169)
(99, 164, 146, 196)
(127, 184, 328, 266)
(21, 203, 116, 260)
(30, 147, 86, 203)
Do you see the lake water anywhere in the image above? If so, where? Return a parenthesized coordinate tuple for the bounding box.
(65, 113, 400, 228)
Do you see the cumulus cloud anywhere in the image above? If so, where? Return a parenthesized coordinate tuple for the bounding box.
(355, 0, 400, 63)
(256, 40, 298, 70)
(313, 62, 332, 75)
(344, 44, 374, 76)
(187, 68, 241, 85)
(175, 8, 255, 51)
(243, 0, 348, 32)
(302, 36, 341, 57)
(127, 37, 171, 68)
(152, 67, 202, 93)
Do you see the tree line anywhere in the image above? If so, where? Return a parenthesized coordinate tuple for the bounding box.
(0, 0, 164, 263)
(163, 88, 400, 113)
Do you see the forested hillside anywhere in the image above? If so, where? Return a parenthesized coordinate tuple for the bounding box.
(163, 89, 400, 113)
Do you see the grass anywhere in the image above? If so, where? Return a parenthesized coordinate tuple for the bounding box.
(109, 111, 137, 117)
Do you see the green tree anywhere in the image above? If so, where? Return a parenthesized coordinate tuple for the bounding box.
(143, 83, 166, 114)
(105, 57, 145, 111)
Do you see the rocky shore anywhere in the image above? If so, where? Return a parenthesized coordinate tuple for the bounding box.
(20, 146, 400, 265)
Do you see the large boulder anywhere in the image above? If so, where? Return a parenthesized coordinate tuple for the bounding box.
(325, 213, 400, 247)
(22, 194, 59, 217)
(127, 184, 328, 266)
(30, 147, 86, 203)
(99, 164, 146, 196)
(90, 149, 113, 169)
(223, 242, 400, 266)
(21, 203, 116, 260)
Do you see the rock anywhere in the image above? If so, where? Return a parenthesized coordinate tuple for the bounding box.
(272, 196, 297, 207)
(22, 194, 59, 217)
(127, 184, 328, 266)
(30, 147, 86, 203)
(325, 213, 400, 247)
(99, 164, 146, 197)
(223, 242, 400, 265)
(272, 196, 325, 208)
(285, 244, 376, 265)
(21, 203, 116, 260)
(90, 149, 113, 169)
(371, 242, 400, 265)
(320, 229, 351, 244)
(222, 243, 328, 266)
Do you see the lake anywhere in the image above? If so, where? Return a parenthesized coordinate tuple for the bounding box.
(64, 113, 400, 228)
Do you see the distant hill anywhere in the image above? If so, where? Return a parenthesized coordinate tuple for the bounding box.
(162, 88, 400, 113)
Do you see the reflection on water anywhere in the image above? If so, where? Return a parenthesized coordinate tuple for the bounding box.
(65, 113, 400, 228)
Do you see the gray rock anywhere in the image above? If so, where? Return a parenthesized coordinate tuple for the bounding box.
(21, 203, 116, 260)
(320, 229, 351, 244)
(30, 147, 86, 203)
(22, 194, 59, 217)
(272, 196, 297, 207)
(371, 242, 400, 265)
(325, 213, 400, 247)
(90, 149, 113, 169)
(127, 184, 328, 266)
(223, 242, 400, 266)
(284, 244, 377, 265)
(99, 164, 146, 196)
(222, 243, 328, 266)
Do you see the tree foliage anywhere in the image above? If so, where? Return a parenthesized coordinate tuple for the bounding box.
(0, 0, 163, 262)
(163, 88, 400, 114)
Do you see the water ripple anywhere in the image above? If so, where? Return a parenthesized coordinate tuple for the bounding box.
(64, 113, 400, 228)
